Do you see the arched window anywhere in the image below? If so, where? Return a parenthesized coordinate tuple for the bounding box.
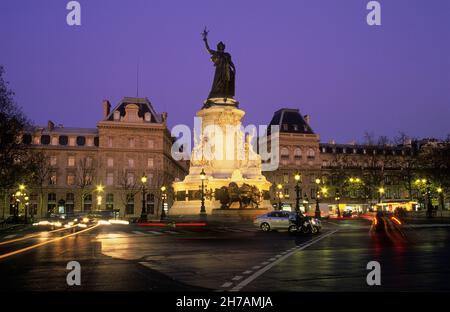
(40, 135, 50, 145)
(280, 147, 290, 159)
(307, 148, 315, 160)
(76, 136, 86, 146)
(294, 148, 302, 160)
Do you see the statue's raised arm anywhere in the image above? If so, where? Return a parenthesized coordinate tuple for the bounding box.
(202, 27, 213, 54)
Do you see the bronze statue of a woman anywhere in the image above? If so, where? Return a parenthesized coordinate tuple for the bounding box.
(202, 28, 236, 100)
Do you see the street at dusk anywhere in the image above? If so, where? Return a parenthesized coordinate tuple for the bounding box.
(1, 0, 450, 309)
(1, 218, 450, 292)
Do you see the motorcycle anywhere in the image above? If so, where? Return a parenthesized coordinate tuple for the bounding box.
(288, 216, 321, 235)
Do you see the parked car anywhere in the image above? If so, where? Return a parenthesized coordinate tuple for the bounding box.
(254, 211, 297, 232)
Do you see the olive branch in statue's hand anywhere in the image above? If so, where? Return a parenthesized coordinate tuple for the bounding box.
(201, 26, 209, 41)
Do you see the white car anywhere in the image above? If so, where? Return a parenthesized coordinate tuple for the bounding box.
(253, 211, 297, 232)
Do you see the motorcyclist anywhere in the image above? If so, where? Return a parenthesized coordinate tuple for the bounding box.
(295, 211, 306, 229)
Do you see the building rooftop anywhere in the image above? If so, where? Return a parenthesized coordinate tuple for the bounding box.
(105, 96, 163, 123)
(268, 108, 314, 134)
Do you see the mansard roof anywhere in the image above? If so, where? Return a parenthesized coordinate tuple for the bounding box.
(268, 108, 314, 134)
(105, 96, 163, 123)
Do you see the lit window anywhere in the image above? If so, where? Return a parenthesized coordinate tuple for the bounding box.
(307, 148, 315, 160)
(294, 148, 302, 159)
(49, 174, 57, 185)
(127, 173, 134, 186)
(106, 172, 114, 186)
(50, 156, 57, 166)
(86, 157, 93, 167)
(68, 156, 75, 167)
(67, 175, 75, 186)
(147, 158, 154, 168)
(107, 157, 114, 167)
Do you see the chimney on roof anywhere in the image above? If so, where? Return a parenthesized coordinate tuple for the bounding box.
(304, 115, 310, 125)
(162, 112, 168, 125)
(103, 100, 111, 119)
(47, 120, 55, 131)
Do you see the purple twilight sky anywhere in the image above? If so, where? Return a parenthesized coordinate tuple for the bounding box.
(1, 0, 449, 143)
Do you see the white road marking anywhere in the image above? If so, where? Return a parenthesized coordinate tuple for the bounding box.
(132, 231, 148, 235)
(232, 276, 243, 281)
(147, 231, 163, 235)
(221, 282, 233, 288)
(252, 266, 261, 270)
(165, 230, 180, 235)
(229, 230, 338, 292)
(261, 261, 269, 265)
(268, 258, 277, 261)
(243, 270, 252, 274)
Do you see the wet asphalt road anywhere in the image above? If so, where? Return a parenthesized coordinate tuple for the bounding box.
(0, 218, 449, 291)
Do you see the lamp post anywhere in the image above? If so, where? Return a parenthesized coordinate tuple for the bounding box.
(425, 180, 433, 218)
(140, 174, 148, 222)
(437, 187, 445, 211)
(314, 178, 327, 218)
(335, 189, 341, 218)
(96, 184, 104, 212)
(276, 183, 283, 210)
(160, 186, 167, 221)
(200, 169, 206, 216)
(303, 194, 309, 214)
(294, 173, 301, 213)
(377, 187, 385, 211)
(14, 184, 29, 223)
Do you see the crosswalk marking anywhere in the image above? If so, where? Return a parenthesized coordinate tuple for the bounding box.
(132, 231, 148, 235)
(147, 231, 163, 235)
(164, 230, 180, 235)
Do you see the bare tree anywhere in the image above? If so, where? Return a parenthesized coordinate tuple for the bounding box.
(27, 150, 52, 218)
(117, 169, 140, 216)
(75, 156, 97, 212)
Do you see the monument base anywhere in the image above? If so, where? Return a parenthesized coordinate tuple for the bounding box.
(169, 199, 273, 217)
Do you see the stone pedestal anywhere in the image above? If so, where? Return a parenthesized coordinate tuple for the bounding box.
(169, 98, 272, 217)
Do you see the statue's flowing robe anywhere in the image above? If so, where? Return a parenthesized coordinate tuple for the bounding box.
(208, 51, 235, 99)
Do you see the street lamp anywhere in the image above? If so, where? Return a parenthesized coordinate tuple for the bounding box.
(425, 180, 433, 218)
(377, 187, 385, 211)
(160, 185, 167, 221)
(437, 187, 445, 211)
(140, 174, 148, 222)
(335, 189, 341, 218)
(15, 184, 29, 223)
(200, 169, 206, 216)
(315, 178, 323, 218)
(96, 184, 104, 211)
(276, 183, 283, 210)
(294, 173, 301, 213)
(303, 194, 309, 213)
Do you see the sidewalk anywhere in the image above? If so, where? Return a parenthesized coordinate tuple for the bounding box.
(0, 223, 27, 233)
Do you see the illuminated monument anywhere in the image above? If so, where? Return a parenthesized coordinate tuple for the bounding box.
(169, 29, 272, 217)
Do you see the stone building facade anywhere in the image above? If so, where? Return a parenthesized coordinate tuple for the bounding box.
(263, 108, 447, 214)
(1, 97, 187, 220)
